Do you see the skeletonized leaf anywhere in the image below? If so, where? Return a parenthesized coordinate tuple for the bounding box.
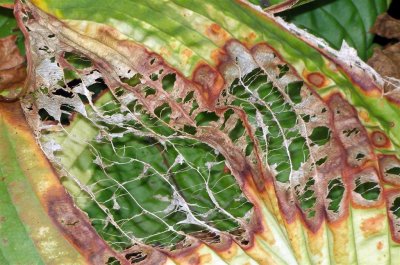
(0, 101, 125, 264)
(2, 0, 400, 264)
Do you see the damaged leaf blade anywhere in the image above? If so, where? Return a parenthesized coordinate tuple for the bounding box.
(5, 0, 400, 264)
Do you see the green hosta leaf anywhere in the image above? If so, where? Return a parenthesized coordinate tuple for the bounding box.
(4, 0, 400, 264)
(283, 0, 391, 60)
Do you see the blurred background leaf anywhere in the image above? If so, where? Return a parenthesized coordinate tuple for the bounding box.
(281, 0, 392, 60)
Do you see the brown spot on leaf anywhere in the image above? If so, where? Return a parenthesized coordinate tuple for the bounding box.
(377, 241, 384, 250)
(199, 253, 212, 264)
(360, 214, 386, 238)
(192, 64, 224, 110)
(188, 255, 200, 265)
(247, 32, 257, 43)
(358, 109, 370, 123)
(205, 23, 230, 46)
(306, 72, 326, 88)
(371, 131, 390, 148)
(44, 185, 130, 264)
(181, 49, 193, 64)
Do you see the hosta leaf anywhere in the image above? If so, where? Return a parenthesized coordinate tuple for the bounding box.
(4, 0, 400, 264)
(0, 102, 124, 264)
(283, 0, 391, 60)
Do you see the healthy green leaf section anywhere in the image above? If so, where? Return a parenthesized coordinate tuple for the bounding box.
(283, 0, 390, 60)
(0, 104, 87, 265)
(0, 149, 44, 265)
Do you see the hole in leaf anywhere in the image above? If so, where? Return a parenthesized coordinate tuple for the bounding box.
(296, 178, 316, 218)
(327, 179, 345, 213)
(162, 73, 176, 92)
(189, 101, 199, 116)
(316, 156, 327, 166)
(106, 257, 121, 265)
(121, 73, 142, 87)
(390, 197, 400, 218)
(278, 64, 289, 77)
(195, 111, 219, 126)
(245, 142, 254, 156)
(149, 73, 158, 81)
(355, 153, 366, 161)
(125, 252, 147, 264)
(386, 167, 400, 176)
(343, 128, 359, 137)
(115, 88, 125, 97)
(309, 126, 331, 145)
(241, 240, 249, 245)
(38, 108, 55, 122)
(87, 77, 108, 101)
(144, 86, 156, 97)
(64, 51, 93, 69)
(354, 179, 380, 201)
(302, 114, 310, 123)
(53, 88, 73, 98)
(184, 91, 194, 103)
(289, 136, 308, 170)
(66, 78, 82, 89)
(229, 120, 245, 142)
(286, 81, 303, 104)
(154, 103, 172, 123)
(183, 125, 197, 135)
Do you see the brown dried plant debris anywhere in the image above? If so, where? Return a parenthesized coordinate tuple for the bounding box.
(368, 13, 400, 92)
(370, 13, 400, 40)
(368, 43, 400, 80)
(0, 35, 26, 91)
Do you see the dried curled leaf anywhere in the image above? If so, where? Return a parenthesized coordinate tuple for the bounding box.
(370, 13, 400, 40)
(368, 13, 400, 91)
(368, 43, 400, 81)
(0, 35, 25, 94)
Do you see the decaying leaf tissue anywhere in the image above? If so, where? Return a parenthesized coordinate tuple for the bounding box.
(0, 0, 399, 264)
